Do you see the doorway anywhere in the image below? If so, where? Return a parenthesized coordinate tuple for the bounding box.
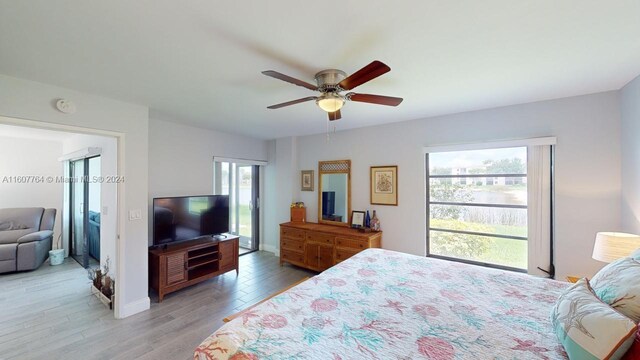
(214, 161, 260, 255)
(0, 116, 121, 317)
(69, 156, 101, 268)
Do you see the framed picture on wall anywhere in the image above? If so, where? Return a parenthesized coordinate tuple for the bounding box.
(370, 165, 398, 206)
(301, 170, 314, 191)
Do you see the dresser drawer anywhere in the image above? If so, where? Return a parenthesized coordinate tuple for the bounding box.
(336, 237, 368, 250)
(281, 238, 304, 253)
(335, 248, 359, 263)
(281, 227, 305, 240)
(281, 249, 305, 265)
(306, 232, 334, 245)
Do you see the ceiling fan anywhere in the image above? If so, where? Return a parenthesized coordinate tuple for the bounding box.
(262, 60, 403, 121)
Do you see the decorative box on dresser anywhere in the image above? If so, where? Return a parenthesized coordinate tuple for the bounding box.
(149, 236, 239, 302)
(279, 222, 382, 272)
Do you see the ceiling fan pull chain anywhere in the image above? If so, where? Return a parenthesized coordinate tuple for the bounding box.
(326, 118, 330, 143)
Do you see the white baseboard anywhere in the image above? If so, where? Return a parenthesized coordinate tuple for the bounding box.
(261, 244, 280, 256)
(117, 296, 150, 319)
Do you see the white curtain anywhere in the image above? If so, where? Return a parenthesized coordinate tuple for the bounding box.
(527, 145, 552, 277)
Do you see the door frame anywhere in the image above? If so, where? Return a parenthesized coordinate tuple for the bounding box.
(237, 164, 259, 255)
(0, 116, 125, 319)
(213, 158, 265, 256)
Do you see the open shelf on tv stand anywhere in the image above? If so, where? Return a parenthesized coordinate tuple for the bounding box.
(149, 235, 239, 302)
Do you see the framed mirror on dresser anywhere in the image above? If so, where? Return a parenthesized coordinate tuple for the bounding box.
(318, 160, 351, 226)
(280, 159, 381, 272)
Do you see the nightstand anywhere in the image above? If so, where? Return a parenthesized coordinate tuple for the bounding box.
(566, 276, 581, 283)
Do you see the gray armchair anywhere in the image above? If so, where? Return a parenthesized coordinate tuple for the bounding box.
(0, 208, 56, 273)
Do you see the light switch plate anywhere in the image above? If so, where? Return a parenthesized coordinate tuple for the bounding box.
(129, 209, 142, 221)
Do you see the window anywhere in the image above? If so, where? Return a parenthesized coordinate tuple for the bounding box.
(427, 147, 528, 271)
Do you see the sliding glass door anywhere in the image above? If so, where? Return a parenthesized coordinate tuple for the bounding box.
(70, 158, 86, 266)
(69, 156, 101, 268)
(236, 165, 259, 253)
(214, 161, 260, 255)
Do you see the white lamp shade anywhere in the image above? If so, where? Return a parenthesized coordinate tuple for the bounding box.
(592, 232, 640, 263)
(316, 94, 344, 112)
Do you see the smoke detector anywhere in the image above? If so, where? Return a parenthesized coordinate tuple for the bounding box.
(56, 99, 76, 114)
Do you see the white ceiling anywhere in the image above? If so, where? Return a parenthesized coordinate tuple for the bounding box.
(1, 1, 639, 140)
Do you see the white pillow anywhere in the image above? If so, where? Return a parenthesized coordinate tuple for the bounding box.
(631, 248, 640, 261)
(551, 278, 637, 360)
(590, 257, 640, 323)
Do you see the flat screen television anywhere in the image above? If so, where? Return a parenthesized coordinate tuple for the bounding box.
(322, 191, 335, 217)
(153, 195, 229, 246)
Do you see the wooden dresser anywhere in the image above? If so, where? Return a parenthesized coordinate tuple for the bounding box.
(149, 236, 239, 302)
(279, 222, 382, 272)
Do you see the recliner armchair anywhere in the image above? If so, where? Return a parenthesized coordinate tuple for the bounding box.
(0, 207, 56, 273)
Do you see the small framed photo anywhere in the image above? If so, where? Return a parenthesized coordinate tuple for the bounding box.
(351, 211, 365, 228)
(371, 166, 398, 206)
(301, 170, 314, 191)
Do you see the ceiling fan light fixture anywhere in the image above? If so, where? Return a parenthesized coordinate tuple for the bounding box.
(316, 93, 345, 112)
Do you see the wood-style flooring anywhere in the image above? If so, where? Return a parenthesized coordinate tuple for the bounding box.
(0, 251, 315, 360)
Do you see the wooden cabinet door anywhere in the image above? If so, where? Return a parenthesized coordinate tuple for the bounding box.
(317, 244, 334, 271)
(305, 243, 319, 269)
(219, 239, 238, 272)
(165, 252, 186, 286)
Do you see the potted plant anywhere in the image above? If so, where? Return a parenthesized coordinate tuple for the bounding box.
(49, 233, 64, 266)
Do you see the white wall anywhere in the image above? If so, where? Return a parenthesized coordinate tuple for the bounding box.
(263, 137, 297, 254)
(0, 135, 63, 243)
(62, 133, 118, 276)
(88, 157, 101, 212)
(147, 115, 268, 245)
(263, 140, 278, 253)
(266, 91, 622, 280)
(621, 75, 640, 234)
(0, 74, 149, 319)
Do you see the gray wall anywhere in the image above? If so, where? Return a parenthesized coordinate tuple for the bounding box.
(266, 91, 622, 281)
(0, 135, 63, 245)
(621, 74, 640, 234)
(147, 114, 269, 245)
(263, 137, 297, 254)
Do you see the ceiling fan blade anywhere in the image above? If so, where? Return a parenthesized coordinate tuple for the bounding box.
(348, 93, 403, 106)
(338, 61, 391, 91)
(328, 109, 341, 121)
(262, 70, 318, 91)
(267, 96, 317, 109)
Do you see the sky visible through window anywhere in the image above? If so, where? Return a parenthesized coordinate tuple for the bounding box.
(429, 147, 527, 173)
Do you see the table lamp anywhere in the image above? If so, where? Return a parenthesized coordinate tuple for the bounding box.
(592, 232, 640, 263)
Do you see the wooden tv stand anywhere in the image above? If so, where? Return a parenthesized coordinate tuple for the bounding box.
(149, 235, 239, 302)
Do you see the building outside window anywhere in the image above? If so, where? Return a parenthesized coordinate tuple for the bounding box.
(427, 146, 528, 271)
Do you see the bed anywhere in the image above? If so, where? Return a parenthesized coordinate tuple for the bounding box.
(195, 248, 569, 359)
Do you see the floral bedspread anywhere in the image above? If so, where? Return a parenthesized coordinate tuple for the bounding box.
(195, 248, 569, 360)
